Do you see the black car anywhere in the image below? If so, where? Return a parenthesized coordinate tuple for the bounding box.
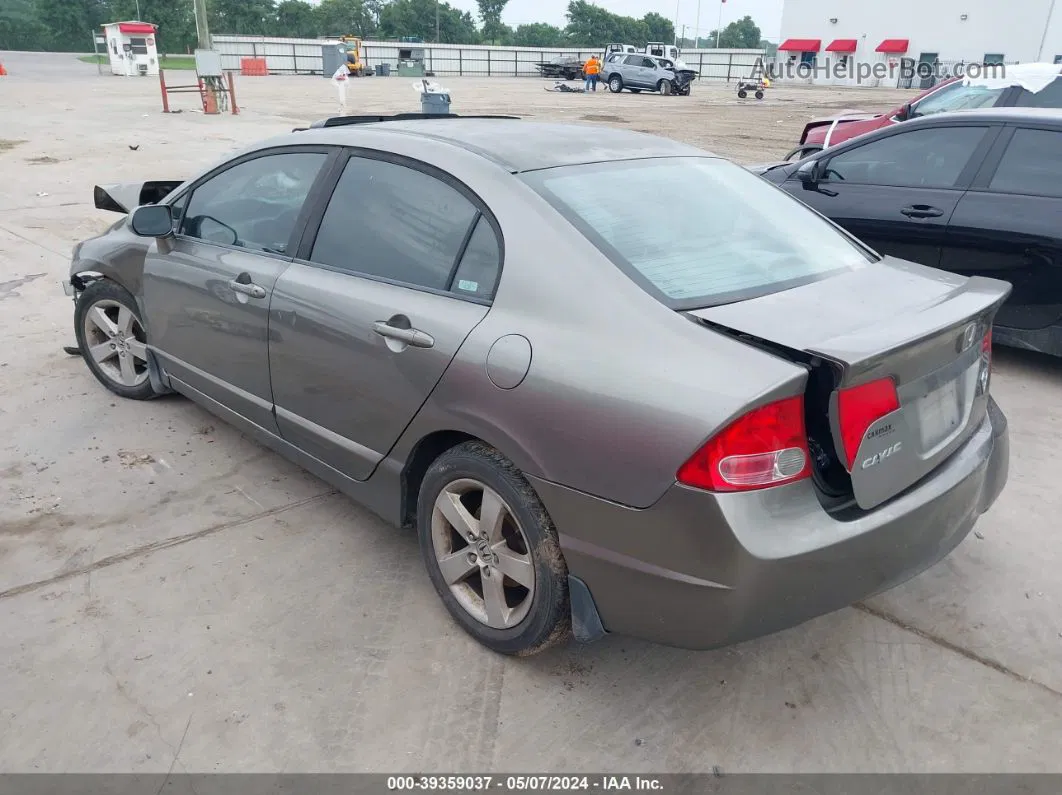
(535, 55, 584, 81)
(755, 108, 1062, 357)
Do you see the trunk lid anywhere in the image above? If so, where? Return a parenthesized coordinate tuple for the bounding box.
(689, 258, 1010, 510)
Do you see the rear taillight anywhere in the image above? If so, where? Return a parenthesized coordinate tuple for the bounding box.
(677, 396, 811, 492)
(836, 377, 900, 469)
(980, 329, 992, 393)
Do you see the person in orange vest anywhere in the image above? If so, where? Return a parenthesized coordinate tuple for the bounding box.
(583, 55, 602, 92)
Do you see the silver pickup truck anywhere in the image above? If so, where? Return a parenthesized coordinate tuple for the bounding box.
(602, 53, 696, 96)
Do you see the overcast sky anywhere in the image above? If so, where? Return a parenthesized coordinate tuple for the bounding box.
(446, 0, 785, 41)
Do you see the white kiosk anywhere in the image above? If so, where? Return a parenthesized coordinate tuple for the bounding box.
(101, 21, 159, 77)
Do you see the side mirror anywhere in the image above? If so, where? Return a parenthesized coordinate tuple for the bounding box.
(796, 159, 820, 185)
(130, 204, 174, 238)
(896, 102, 913, 121)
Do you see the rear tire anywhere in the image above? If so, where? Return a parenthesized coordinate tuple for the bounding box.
(737, 89, 748, 98)
(608, 75, 623, 93)
(417, 441, 571, 656)
(755, 90, 764, 99)
(74, 279, 157, 401)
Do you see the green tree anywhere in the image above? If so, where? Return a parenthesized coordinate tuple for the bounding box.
(0, 0, 47, 51)
(33, 0, 108, 51)
(641, 11, 673, 44)
(275, 0, 318, 38)
(708, 15, 761, 48)
(314, 0, 375, 36)
(210, 0, 279, 36)
(565, 1, 651, 48)
(378, 0, 476, 44)
(476, 0, 508, 45)
(511, 22, 566, 47)
(106, 0, 197, 54)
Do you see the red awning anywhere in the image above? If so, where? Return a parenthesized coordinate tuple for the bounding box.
(118, 22, 156, 34)
(825, 39, 858, 53)
(778, 38, 822, 52)
(875, 39, 909, 53)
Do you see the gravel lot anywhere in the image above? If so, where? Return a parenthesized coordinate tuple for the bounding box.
(1, 50, 1061, 774)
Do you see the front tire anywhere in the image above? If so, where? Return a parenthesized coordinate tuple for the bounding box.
(417, 441, 571, 656)
(658, 80, 672, 96)
(74, 279, 157, 400)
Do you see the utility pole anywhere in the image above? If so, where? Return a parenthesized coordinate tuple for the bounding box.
(193, 0, 211, 49)
(436, 1, 441, 43)
(694, 0, 702, 48)
(673, 0, 681, 46)
(715, 0, 724, 49)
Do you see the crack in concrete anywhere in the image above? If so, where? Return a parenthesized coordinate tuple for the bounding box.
(854, 601, 1062, 700)
(156, 713, 193, 795)
(0, 490, 338, 602)
(0, 221, 70, 257)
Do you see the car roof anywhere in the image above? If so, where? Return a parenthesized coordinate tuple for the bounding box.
(295, 119, 712, 172)
(910, 107, 1062, 126)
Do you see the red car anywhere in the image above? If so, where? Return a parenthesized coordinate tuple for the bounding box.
(785, 66, 1062, 161)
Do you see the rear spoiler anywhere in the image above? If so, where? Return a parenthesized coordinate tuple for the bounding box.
(93, 181, 184, 214)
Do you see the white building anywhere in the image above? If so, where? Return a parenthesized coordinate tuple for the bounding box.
(776, 0, 1062, 86)
(101, 21, 160, 77)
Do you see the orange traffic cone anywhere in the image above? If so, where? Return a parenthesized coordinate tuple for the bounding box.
(0, 63, 7, 76)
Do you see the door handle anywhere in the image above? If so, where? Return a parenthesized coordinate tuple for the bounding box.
(229, 280, 266, 299)
(373, 321, 435, 349)
(901, 205, 945, 219)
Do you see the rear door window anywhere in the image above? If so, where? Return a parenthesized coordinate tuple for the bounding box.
(450, 216, 502, 300)
(987, 127, 1062, 198)
(307, 155, 483, 293)
(822, 126, 989, 188)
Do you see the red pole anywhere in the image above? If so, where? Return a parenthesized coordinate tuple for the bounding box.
(227, 71, 239, 115)
(159, 69, 170, 113)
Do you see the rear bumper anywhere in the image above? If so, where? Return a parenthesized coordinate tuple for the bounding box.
(534, 398, 1009, 650)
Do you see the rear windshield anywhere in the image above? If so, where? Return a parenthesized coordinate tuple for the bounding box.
(522, 157, 875, 309)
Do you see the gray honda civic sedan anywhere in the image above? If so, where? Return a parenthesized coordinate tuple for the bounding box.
(66, 116, 1011, 655)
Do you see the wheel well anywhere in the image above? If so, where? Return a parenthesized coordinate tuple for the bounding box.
(400, 430, 479, 528)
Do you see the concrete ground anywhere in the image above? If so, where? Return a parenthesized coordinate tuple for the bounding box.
(1, 51, 1061, 774)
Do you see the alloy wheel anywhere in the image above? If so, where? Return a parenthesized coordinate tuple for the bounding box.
(82, 298, 149, 388)
(431, 478, 536, 629)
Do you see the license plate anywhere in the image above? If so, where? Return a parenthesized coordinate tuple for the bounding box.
(917, 379, 961, 449)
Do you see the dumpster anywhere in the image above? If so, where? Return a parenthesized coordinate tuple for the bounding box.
(375, 63, 391, 77)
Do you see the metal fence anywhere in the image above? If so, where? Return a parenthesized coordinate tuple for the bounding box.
(211, 35, 765, 81)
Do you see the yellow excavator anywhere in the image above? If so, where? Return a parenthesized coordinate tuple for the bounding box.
(339, 36, 372, 76)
